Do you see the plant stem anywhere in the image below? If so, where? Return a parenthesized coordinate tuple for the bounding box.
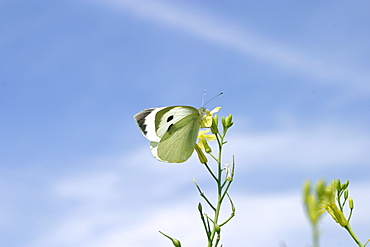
(208, 134, 223, 247)
(312, 223, 319, 247)
(345, 224, 364, 247)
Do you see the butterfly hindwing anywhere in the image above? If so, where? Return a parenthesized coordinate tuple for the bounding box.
(157, 109, 202, 163)
(154, 106, 199, 138)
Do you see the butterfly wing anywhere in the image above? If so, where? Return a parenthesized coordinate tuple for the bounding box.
(134, 106, 203, 163)
(134, 107, 165, 142)
(155, 106, 202, 163)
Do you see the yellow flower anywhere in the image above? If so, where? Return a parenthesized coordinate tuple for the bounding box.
(318, 186, 348, 227)
(197, 129, 216, 153)
(201, 107, 221, 128)
(198, 130, 216, 141)
(325, 204, 348, 227)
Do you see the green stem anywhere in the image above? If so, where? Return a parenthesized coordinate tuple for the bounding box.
(199, 210, 211, 241)
(337, 191, 344, 211)
(219, 194, 235, 226)
(193, 181, 216, 211)
(347, 207, 354, 222)
(208, 134, 223, 247)
(345, 224, 364, 247)
(364, 239, 370, 247)
(221, 181, 232, 202)
(312, 223, 319, 247)
(204, 162, 218, 182)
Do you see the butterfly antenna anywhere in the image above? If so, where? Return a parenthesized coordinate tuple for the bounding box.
(203, 91, 224, 107)
(202, 90, 207, 107)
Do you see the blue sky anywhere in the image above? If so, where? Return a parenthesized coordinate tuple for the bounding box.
(1, 0, 370, 246)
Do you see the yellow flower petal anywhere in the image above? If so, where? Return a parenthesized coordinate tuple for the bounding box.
(198, 129, 216, 141)
(210, 107, 221, 114)
(200, 107, 221, 128)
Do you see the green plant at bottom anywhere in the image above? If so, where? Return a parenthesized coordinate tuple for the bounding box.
(161, 109, 235, 247)
(304, 179, 369, 247)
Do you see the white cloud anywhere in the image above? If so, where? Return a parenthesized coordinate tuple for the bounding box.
(16, 107, 370, 247)
(227, 121, 370, 172)
(39, 177, 370, 246)
(26, 131, 370, 247)
(95, 0, 370, 92)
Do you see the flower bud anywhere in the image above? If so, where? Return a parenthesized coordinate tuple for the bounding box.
(349, 197, 354, 210)
(223, 114, 233, 128)
(200, 137, 212, 153)
(172, 239, 181, 247)
(344, 189, 349, 200)
(159, 231, 182, 247)
(198, 202, 203, 213)
(211, 115, 219, 134)
(342, 180, 350, 190)
(333, 179, 341, 191)
(195, 144, 208, 164)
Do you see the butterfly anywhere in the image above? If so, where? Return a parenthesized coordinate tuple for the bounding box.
(134, 106, 206, 163)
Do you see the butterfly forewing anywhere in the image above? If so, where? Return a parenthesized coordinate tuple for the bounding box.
(134, 107, 165, 142)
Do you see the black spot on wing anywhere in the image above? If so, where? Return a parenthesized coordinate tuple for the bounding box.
(167, 115, 174, 122)
(167, 123, 174, 132)
(134, 108, 155, 135)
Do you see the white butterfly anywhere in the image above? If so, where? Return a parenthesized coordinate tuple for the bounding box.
(134, 106, 205, 163)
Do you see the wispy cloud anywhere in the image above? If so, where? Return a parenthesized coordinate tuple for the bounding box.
(98, 0, 370, 92)
(229, 121, 370, 172)
(16, 123, 370, 247)
(36, 176, 370, 247)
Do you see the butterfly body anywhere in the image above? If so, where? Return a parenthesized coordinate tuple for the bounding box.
(134, 106, 204, 163)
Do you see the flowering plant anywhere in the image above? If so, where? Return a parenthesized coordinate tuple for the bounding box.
(160, 107, 235, 247)
(303, 179, 369, 247)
